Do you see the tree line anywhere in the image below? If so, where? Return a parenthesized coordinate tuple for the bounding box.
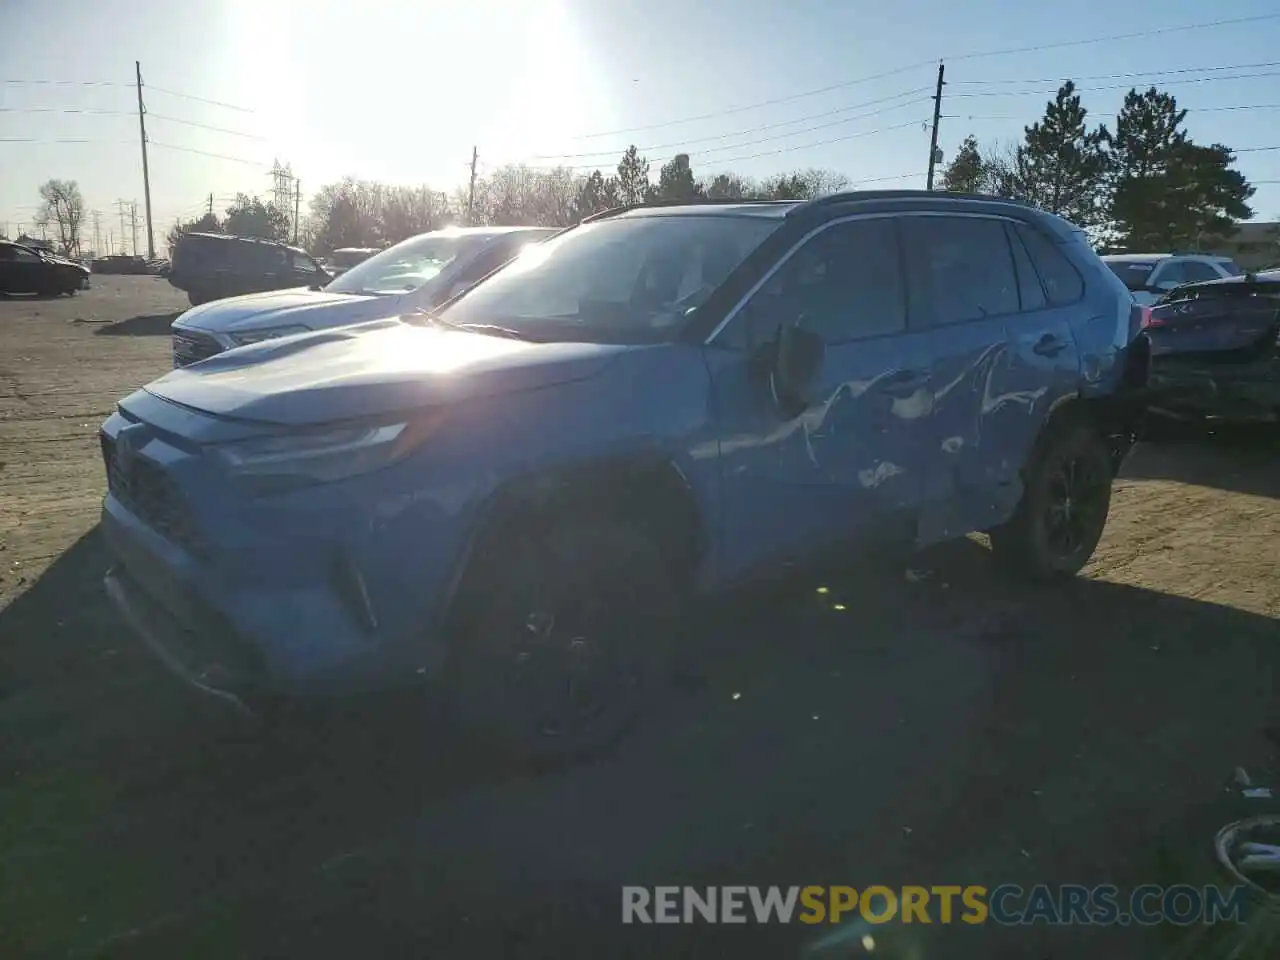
(939, 82, 1254, 251)
(296, 157, 848, 254)
(129, 79, 1266, 259)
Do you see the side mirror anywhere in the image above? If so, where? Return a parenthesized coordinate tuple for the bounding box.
(769, 323, 824, 418)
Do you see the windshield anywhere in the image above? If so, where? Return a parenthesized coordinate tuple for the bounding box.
(1105, 259, 1161, 292)
(437, 215, 781, 343)
(332, 249, 375, 269)
(325, 233, 475, 296)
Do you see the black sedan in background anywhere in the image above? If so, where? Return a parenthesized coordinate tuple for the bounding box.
(0, 240, 91, 296)
(1142, 269, 1280, 423)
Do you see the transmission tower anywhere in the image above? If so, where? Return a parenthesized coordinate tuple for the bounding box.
(268, 159, 296, 237)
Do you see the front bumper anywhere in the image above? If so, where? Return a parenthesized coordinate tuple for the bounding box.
(104, 564, 254, 713)
(98, 403, 463, 701)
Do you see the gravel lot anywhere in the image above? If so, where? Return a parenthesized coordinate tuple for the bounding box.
(1, 277, 1278, 959)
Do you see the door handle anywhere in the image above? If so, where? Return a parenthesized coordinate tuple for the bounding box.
(880, 368, 928, 398)
(1033, 333, 1067, 357)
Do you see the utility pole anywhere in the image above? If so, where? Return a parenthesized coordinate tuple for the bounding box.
(135, 61, 155, 259)
(293, 179, 301, 245)
(466, 146, 478, 225)
(129, 202, 139, 257)
(115, 200, 128, 251)
(926, 61, 946, 191)
(92, 211, 102, 256)
(208, 193, 214, 217)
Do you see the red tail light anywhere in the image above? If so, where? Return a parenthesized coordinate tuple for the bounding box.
(1139, 307, 1165, 329)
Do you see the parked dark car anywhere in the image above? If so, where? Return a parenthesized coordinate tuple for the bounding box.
(101, 192, 1146, 760)
(167, 233, 331, 307)
(1141, 269, 1280, 423)
(0, 240, 91, 295)
(91, 255, 151, 275)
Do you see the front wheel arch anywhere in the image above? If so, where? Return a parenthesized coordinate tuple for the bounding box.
(440, 456, 707, 630)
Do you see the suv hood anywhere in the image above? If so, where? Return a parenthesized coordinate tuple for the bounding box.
(177, 287, 395, 335)
(41, 253, 88, 272)
(143, 319, 629, 426)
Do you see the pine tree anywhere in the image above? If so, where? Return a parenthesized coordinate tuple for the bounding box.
(652, 154, 703, 202)
(571, 170, 621, 220)
(940, 135, 986, 194)
(616, 146, 651, 206)
(1001, 82, 1110, 227)
(1107, 87, 1253, 249)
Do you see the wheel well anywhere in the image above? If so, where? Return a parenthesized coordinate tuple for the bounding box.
(1037, 393, 1140, 476)
(446, 458, 706, 615)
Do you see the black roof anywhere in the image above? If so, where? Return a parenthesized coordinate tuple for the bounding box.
(177, 232, 310, 256)
(586, 190, 1063, 230)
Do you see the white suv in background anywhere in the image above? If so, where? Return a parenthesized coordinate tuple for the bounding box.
(1101, 253, 1244, 306)
(168, 225, 557, 368)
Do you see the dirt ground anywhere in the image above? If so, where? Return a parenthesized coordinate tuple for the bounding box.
(1, 277, 1278, 959)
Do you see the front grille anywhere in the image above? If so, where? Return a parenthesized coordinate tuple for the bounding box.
(101, 434, 204, 555)
(172, 330, 224, 368)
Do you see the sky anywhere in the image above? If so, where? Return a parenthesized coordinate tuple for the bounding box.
(2, 0, 1279, 255)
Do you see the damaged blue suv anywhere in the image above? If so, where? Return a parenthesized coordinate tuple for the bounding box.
(100, 192, 1143, 758)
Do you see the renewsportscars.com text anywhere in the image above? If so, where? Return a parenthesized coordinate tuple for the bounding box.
(621, 884, 1248, 926)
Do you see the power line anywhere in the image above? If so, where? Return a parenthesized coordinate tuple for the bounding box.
(948, 59, 1280, 86)
(0, 107, 128, 115)
(144, 85, 255, 113)
(668, 117, 928, 170)
(948, 69, 1280, 100)
(532, 88, 932, 161)
(0, 137, 131, 143)
(944, 13, 1280, 64)
(147, 113, 265, 139)
(560, 13, 1280, 141)
(148, 141, 270, 165)
(0, 78, 125, 86)
(566, 64, 933, 140)
(539, 98, 932, 168)
(943, 103, 1280, 122)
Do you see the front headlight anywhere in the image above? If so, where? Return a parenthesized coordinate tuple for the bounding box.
(229, 325, 311, 347)
(209, 413, 444, 492)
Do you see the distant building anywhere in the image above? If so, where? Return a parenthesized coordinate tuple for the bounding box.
(1215, 221, 1280, 271)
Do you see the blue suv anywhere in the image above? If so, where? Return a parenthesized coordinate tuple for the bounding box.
(99, 192, 1143, 758)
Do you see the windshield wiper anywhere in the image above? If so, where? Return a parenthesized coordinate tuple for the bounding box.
(422, 313, 534, 341)
(454, 322, 534, 341)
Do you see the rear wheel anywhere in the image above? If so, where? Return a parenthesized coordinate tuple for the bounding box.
(443, 518, 680, 765)
(990, 419, 1113, 581)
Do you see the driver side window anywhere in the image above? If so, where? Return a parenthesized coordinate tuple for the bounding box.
(729, 218, 906, 349)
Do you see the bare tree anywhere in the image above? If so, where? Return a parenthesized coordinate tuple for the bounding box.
(36, 179, 86, 256)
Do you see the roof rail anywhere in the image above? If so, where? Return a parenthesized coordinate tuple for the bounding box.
(577, 196, 798, 225)
(795, 189, 1037, 214)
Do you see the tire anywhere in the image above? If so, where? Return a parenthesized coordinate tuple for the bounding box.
(989, 418, 1114, 582)
(442, 518, 681, 765)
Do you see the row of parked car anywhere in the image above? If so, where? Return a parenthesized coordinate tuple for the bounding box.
(98, 192, 1279, 760)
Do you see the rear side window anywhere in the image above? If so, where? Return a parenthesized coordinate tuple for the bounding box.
(1005, 223, 1047, 312)
(902, 216, 1019, 327)
(1179, 260, 1223, 284)
(1105, 259, 1158, 292)
(1015, 223, 1084, 305)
